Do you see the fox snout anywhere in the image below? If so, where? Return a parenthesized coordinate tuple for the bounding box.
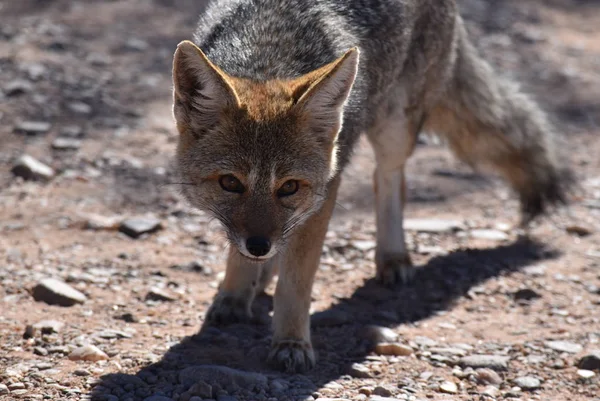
(245, 236, 272, 257)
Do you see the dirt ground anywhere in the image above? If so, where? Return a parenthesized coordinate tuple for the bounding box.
(1, 0, 600, 400)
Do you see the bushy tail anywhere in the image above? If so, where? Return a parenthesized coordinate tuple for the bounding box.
(424, 16, 572, 225)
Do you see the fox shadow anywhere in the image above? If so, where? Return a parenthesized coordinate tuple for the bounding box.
(91, 236, 557, 401)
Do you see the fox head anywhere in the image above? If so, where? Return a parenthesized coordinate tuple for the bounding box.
(172, 40, 359, 260)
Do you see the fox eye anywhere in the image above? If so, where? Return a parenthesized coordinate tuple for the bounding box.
(219, 174, 245, 193)
(277, 180, 299, 197)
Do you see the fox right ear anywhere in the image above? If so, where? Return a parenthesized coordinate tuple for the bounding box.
(172, 40, 239, 137)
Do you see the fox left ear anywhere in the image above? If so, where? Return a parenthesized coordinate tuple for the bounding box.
(295, 47, 360, 144)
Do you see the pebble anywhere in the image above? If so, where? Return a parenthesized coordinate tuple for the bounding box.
(544, 340, 582, 354)
(84, 214, 121, 231)
(33, 319, 64, 334)
(11, 155, 55, 181)
(52, 137, 82, 150)
(374, 342, 413, 356)
(145, 287, 177, 302)
(34, 346, 49, 356)
(119, 217, 163, 238)
(349, 363, 372, 378)
(565, 225, 592, 237)
(475, 368, 503, 385)
(4, 79, 33, 96)
(372, 385, 393, 397)
(68, 345, 109, 362)
(362, 325, 398, 343)
(513, 376, 541, 391)
(11, 389, 28, 396)
(67, 101, 92, 115)
(180, 381, 212, 400)
(459, 355, 509, 371)
(482, 385, 499, 397)
(403, 218, 464, 233)
(15, 121, 51, 135)
(0, 384, 7, 395)
(23, 325, 35, 339)
(216, 396, 238, 401)
(439, 381, 458, 394)
(143, 396, 174, 401)
(73, 369, 91, 377)
(8, 383, 26, 390)
(114, 312, 138, 323)
(577, 369, 595, 379)
(32, 278, 87, 306)
(470, 229, 508, 241)
(513, 288, 541, 301)
(577, 351, 600, 370)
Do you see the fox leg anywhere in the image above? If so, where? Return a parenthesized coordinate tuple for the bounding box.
(268, 176, 341, 373)
(367, 108, 419, 286)
(206, 248, 278, 324)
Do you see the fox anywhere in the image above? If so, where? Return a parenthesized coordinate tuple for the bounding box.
(171, 0, 570, 373)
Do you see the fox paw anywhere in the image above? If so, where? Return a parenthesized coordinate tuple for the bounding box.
(376, 251, 414, 286)
(205, 292, 251, 325)
(268, 339, 315, 373)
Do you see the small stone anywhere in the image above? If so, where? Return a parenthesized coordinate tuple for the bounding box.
(459, 355, 509, 371)
(358, 387, 373, 396)
(34, 346, 48, 356)
(362, 325, 398, 343)
(4, 79, 33, 96)
(374, 342, 413, 356)
(482, 385, 499, 397)
(52, 137, 82, 150)
(11, 155, 55, 181)
(351, 240, 376, 251)
(84, 214, 121, 231)
(414, 336, 438, 347)
(8, 383, 25, 390)
(439, 381, 458, 394)
(73, 369, 91, 376)
(470, 229, 508, 241)
(523, 264, 546, 277)
(33, 319, 64, 334)
(119, 217, 162, 238)
(216, 396, 238, 401)
(0, 384, 8, 395)
(476, 368, 503, 385)
(15, 121, 51, 135)
(566, 225, 592, 237)
(114, 312, 138, 323)
(143, 396, 174, 401)
(61, 125, 83, 137)
(429, 347, 467, 357)
(545, 340, 582, 354)
(404, 218, 464, 233)
(126, 38, 149, 51)
(145, 287, 177, 302)
(181, 381, 212, 399)
(349, 363, 372, 378)
(67, 101, 92, 115)
(23, 325, 35, 339)
(68, 345, 109, 362)
(513, 288, 541, 302)
(372, 385, 393, 397)
(513, 376, 541, 391)
(577, 369, 595, 379)
(577, 351, 600, 370)
(32, 278, 87, 306)
(11, 389, 28, 396)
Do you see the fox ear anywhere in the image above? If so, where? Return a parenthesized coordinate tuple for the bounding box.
(172, 40, 239, 137)
(295, 48, 359, 144)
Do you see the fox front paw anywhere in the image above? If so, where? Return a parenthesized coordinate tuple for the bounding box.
(376, 251, 414, 286)
(268, 339, 315, 373)
(205, 292, 251, 325)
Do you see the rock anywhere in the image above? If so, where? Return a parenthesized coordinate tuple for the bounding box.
(403, 218, 463, 233)
(513, 288, 541, 302)
(362, 325, 398, 343)
(32, 278, 87, 306)
(119, 217, 162, 238)
(83, 214, 121, 231)
(143, 396, 174, 401)
(67, 101, 92, 115)
(0, 384, 7, 395)
(482, 385, 499, 397)
(577, 369, 595, 380)
(180, 381, 212, 400)
(311, 309, 352, 326)
(374, 342, 413, 356)
(577, 351, 600, 371)
(52, 137, 82, 150)
(73, 369, 91, 376)
(145, 287, 177, 302)
(566, 225, 592, 237)
(429, 347, 467, 357)
(439, 381, 458, 394)
(476, 368, 503, 385)
(413, 336, 437, 347)
(11, 155, 55, 181)
(114, 312, 138, 323)
(23, 325, 35, 339)
(8, 383, 25, 390)
(68, 345, 109, 362)
(513, 376, 541, 391)
(351, 240, 376, 251)
(216, 396, 238, 401)
(349, 363, 372, 378)
(15, 121, 51, 135)
(523, 264, 546, 277)
(470, 229, 508, 241)
(179, 365, 268, 392)
(33, 319, 64, 334)
(61, 125, 83, 137)
(34, 346, 48, 356)
(372, 385, 394, 397)
(11, 389, 28, 396)
(459, 355, 509, 371)
(545, 340, 582, 354)
(95, 329, 132, 339)
(4, 79, 33, 96)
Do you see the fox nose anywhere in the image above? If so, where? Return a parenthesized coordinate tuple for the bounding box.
(246, 236, 271, 257)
